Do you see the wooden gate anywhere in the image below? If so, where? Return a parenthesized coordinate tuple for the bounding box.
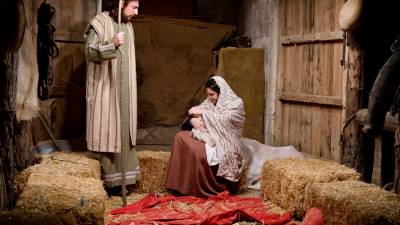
(275, 0, 345, 161)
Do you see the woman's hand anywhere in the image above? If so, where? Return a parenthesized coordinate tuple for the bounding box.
(190, 117, 205, 130)
(188, 106, 202, 116)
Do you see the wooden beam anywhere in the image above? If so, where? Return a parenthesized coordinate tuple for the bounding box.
(355, 109, 398, 133)
(281, 31, 344, 46)
(278, 92, 342, 107)
(54, 31, 84, 43)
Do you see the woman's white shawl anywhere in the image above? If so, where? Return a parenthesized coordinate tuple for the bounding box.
(192, 76, 245, 182)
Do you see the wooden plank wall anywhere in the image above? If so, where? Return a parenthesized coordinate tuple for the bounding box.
(33, 0, 97, 139)
(275, 0, 345, 161)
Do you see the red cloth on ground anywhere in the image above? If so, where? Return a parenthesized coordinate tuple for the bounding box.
(301, 208, 325, 225)
(107, 191, 294, 225)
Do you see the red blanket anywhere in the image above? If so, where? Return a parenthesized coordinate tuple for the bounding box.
(107, 191, 295, 225)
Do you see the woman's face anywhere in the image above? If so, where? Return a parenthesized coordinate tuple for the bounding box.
(206, 88, 219, 105)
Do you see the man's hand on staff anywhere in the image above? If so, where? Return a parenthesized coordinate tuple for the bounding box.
(113, 32, 124, 48)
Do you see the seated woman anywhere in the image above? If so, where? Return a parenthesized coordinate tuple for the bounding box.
(165, 75, 245, 198)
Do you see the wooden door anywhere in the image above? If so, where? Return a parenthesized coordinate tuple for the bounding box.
(275, 0, 345, 161)
(33, 0, 97, 139)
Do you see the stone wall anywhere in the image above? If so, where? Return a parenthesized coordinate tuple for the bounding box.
(238, 0, 279, 144)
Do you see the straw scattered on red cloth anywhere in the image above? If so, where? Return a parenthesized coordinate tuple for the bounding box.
(107, 191, 295, 225)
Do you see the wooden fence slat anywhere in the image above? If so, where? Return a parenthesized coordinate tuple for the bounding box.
(281, 31, 344, 45)
(279, 92, 342, 107)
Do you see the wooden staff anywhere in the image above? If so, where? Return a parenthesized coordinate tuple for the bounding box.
(117, 0, 127, 207)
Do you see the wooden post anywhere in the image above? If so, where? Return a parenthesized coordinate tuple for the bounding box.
(0, 53, 18, 209)
(0, 49, 36, 210)
(341, 34, 363, 171)
(371, 135, 383, 185)
(0, 53, 21, 211)
(118, 0, 127, 207)
(395, 125, 400, 193)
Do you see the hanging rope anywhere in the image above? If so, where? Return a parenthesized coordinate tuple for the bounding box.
(37, 2, 58, 101)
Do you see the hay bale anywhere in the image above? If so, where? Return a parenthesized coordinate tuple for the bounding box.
(238, 160, 249, 193)
(39, 152, 101, 179)
(17, 152, 101, 181)
(14, 152, 101, 201)
(0, 210, 92, 225)
(261, 158, 360, 216)
(14, 167, 34, 198)
(305, 180, 400, 225)
(136, 150, 171, 193)
(16, 173, 107, 225)
(137, 150, 250, 194)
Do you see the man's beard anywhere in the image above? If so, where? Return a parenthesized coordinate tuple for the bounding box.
(121, 13, 133, 23)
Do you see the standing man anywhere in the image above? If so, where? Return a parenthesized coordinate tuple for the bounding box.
(84, 0, 140, 194)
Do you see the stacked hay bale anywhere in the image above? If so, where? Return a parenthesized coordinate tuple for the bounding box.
(15, 152, 101, 195)
(12, 152, 106, 225)
(304, 180, 400, 225)
(0, 211, 70, 225)
(136, 150, 249, 194)
(261, 158, 360, 217)
(16, 174, 106, 225)
(136, 150, 171, 193)
(32, 152, 100, 179)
